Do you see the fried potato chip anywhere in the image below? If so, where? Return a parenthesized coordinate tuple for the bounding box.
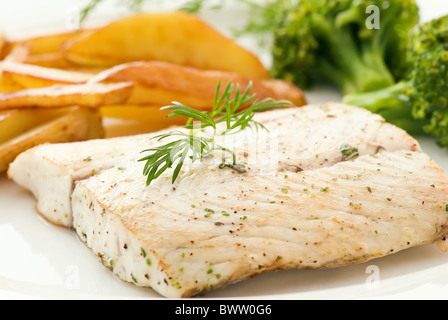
(63, 12, 269, 79)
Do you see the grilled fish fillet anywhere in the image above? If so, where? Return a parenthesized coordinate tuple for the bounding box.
(8, 134, 152, 226)
(8, 103, 419, 227)
(8, 103, 448, 298)
(72, 149, 448, 298)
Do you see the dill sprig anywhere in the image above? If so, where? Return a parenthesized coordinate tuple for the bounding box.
(138, 81, 291, 186)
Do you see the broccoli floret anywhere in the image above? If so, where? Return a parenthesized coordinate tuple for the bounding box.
(343, 15, 448, 146)
(271, 0, 419, 95)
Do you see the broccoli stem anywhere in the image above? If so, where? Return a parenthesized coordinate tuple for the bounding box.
(316, 22, 395, 95)
(343, 81, 410, 111)
(361, 44, 396, 87)
(343, 81, 427, 135)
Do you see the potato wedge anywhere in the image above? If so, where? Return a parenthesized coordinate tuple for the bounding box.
(0, 107, 103, 172)
(101, 104, 187, 137)
(0, 61, 93, 90)
(0, 30, 7, 59)
(63, 12, 269, 79)
(24, 52, 76, 69)
(0, 108, 68, 143)
(92, 61, 307, 108)
(103, 117, 173, 138)
(3, 41, 30, 63)
(0, 73, 24, 93)
(0, 81, 133, 110)
(10, 29, 95, 56)
(22, 53, 105, 73)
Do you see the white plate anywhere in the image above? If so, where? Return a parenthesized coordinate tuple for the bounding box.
(1, 0, 448, 300)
